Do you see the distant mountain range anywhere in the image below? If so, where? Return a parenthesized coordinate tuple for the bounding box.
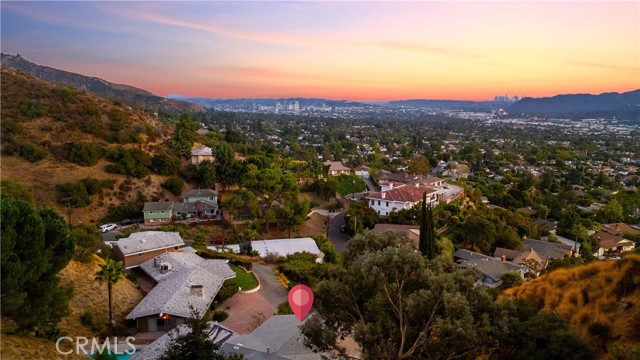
(508, 90, 640, 120)
(1, 53, 203, 113)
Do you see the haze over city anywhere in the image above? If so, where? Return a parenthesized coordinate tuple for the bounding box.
(2, 1, 638, 101)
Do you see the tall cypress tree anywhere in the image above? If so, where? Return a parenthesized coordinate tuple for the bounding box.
(419, 192, 436, 259)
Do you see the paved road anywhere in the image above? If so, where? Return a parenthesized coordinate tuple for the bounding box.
(252, 263, 288, 307)
(327, 212, 350, 253)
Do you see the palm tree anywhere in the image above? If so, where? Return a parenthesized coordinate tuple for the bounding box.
(95, 258, 125, 334)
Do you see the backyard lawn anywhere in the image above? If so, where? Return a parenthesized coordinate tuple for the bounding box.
(230, 264, 259, 290)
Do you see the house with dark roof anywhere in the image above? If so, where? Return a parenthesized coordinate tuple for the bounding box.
(366, 183, 437, 216)
(454, 249, 525, 288)
(143, 188, 219, 226)
(522, 238, 574, 265)
(113, 231, 185, 269)
(130, 322, 236, 360)
(592, 231, 636, 257)
(131, 315, 323, 360)
(126, 252, 235, 332)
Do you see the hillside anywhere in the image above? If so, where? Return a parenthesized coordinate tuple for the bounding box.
(1, 53, 203, 113)
(0, 67, 179, 223)
(503, 255, 640, 356)
(508, 89, 640, 120)
(1, 255, 143, 360)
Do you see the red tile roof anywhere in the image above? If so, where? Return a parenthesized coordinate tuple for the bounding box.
(367, 184, 436, 203)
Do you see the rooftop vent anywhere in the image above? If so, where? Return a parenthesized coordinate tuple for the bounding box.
(190, 285, 204, 298)
(159, 262, 172, 274)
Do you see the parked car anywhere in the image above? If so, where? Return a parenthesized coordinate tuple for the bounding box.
(99, 223, 117, 233)
(209, 236, 227, 244)
(120, 219, 134, 226)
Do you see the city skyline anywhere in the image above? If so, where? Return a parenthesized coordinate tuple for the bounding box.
(1, 1, 638, 101)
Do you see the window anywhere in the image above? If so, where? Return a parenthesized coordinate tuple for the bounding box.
(160, 210, 166, 214)
(157, 318, 165, 328)
(378, 200, 380, 206)
(149, 211, 155, 214)
(386, 201, 389, 207)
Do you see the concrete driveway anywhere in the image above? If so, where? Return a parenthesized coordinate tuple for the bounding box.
(251, 263, 288, 306)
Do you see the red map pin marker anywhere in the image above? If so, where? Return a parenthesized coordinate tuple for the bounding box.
(288, 284, 314, 321)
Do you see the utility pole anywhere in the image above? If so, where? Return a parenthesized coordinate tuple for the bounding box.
(61, 197, 73, 226)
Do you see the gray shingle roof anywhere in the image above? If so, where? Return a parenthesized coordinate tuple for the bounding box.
(221, 315, 320, 359)
(126, 252, 235, 320)
(191, 146, 213, 156)
(523, 238, 572, 261)
(182, 188, 218, 197)
(116, 231, 185, 256)
(142, 202, 174, 212)
(130, 322, 236, 360)
(458, 257, 523, 282)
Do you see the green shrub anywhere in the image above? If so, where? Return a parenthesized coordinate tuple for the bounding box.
(80, 311, 94, 326)
(212, 311, 229, 322)
(101, 203, 142, 223)
(53, 87, 78, 103)
(276, 301, 293, 315)
(56, 182, 91, 207)
(162, 176, 185, 195)
(214, 281, 239, 303)
(151, 153, 180, 175)
(68, 142, 104, 166)
(17, 142, 48, 162)
(105, 146, 151, 178)
(21, 99, 48, 118)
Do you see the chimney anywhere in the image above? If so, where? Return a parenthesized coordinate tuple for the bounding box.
(154, 256, 161, 268)
(389, 182, 393, 189)
(501, 255, 506, 262)
(190, 285, 204, 298)
(381, 192, 386, 199)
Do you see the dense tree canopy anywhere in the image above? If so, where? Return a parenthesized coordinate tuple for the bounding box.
(1, 195, 75, 335)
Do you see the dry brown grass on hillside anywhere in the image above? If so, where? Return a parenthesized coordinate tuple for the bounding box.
(0, 255, 143, 360)
(58, 255, 144, 338)
(0, 331, 91, 360)
(0, 156, 176, 224)
(503, 255, 640, 350)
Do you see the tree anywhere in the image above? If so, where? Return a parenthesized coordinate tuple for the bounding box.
(419, 194, 436, 259)
(173, 113, 197, 157)
(301, 232, 512, 359)
(408, 155, 430, 175)
(160, 307, 243, 360)
(280, 196, 311, 238)
(162, 177, 185, 196)
(1, 195, 75, 334)
(95, 258, 125, 334)
(243, 168, 299, 233)
(214, 142, 238, 190)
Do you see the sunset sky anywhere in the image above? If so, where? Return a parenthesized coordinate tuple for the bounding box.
(1, 1, 638, 101)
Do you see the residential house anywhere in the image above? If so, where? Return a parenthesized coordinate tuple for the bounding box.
(371, 224, 420, 248)
(494, 247, 544, 274)
(143, 189, 219, 226)
(113, 231, 185, 269)
(354, 165, 371, 178)
(324, 161, 352, 176)
(220, 238, 324, 263)
(366, 183, 437, 216)
(600, 223, 640, 237)
(522, 238, 574, 265)
(376, 170, 443, 188)
(131, 315, 323, 360)
(454, 249, 525, 288)
(191, 146, 214, 164)
(126, 251, 235, 332)
(593, 231, 636, 257)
